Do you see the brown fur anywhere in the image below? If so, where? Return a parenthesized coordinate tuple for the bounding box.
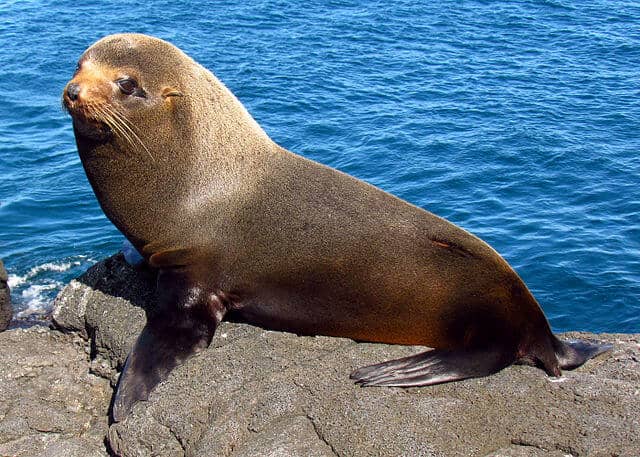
(63, 34, 610, 421)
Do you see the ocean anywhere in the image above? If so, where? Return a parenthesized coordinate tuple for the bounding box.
(0, 0, 638, 332)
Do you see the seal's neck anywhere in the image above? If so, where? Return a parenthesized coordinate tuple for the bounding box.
(76, 134, 176, 251)
(76, 96, 277, 257)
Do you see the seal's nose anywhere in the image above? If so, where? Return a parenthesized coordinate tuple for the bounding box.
(66, 83, 81, 101)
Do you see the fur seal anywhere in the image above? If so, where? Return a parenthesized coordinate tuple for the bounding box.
(62, 33, 611, 422)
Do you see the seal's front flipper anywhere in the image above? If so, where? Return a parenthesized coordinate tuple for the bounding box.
(111, 318, 212, 421)
(350, 347, 513, 387)
(111, 269, 225, 422)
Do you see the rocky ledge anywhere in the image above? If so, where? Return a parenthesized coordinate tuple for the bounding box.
(0, 254, 638, 456)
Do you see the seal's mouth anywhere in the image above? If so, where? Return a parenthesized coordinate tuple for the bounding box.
(72, 115, 113, 141)
(62, 88, 113, 141)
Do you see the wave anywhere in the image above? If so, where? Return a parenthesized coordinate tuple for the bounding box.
(8, 256, 96, 318)
(8, 259, 84, 288)
(15, 283, 62, 318)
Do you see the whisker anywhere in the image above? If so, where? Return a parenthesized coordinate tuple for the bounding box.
(86, 103, 115, 139)
(102, 104, 154, 162)
(102, 107, 147, 162)
(73, 100, 155, 163)
(94, 105, 135, 157)
(95, 105, 130, 143)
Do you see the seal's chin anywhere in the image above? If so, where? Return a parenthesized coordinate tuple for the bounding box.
(63, 107, 113, 141)
(71, 116, 112, 141)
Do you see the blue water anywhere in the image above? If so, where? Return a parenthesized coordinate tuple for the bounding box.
(0, 1, 638, 332)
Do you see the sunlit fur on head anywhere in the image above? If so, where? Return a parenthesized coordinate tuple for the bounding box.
(64, 33, 270, 165)
(62, 34, 196, 161)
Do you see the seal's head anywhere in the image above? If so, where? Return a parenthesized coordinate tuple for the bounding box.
(62, 34, 189, 154)
(63, 33, 270, 169)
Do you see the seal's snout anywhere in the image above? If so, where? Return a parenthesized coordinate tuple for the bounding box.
(62, 81, 82, 112)
(66, 83, 81, 101)
(62, 74, 113, 140)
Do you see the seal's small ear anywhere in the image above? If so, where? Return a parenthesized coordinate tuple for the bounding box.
(162, 87, 183, 98)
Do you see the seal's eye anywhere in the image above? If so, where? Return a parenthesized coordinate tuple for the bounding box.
(116, 78, 139, 96)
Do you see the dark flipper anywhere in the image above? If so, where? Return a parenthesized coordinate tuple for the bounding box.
(553, 337, 613, 371)
(111, 268, 224, 422)
(111, 318, 214, 422)
(350, 347, 514, 387)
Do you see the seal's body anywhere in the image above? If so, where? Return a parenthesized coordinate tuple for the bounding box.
(63, 34, 611, 422)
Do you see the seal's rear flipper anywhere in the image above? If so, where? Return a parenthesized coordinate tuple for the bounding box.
(554, 337, 613, 370)
(350, 347, 513, 387)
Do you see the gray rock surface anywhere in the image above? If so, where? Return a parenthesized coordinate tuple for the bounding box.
(0, 326, 111, 457)
(49, 254, 640, 457)
(0, 259, 12, 331)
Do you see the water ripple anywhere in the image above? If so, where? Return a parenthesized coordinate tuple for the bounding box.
(0, 0, 638, 332)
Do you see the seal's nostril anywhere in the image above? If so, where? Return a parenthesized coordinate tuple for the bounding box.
(67, 83, 81, 101)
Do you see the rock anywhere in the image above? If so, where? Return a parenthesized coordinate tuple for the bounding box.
(0, 326, 112, 457)
(52, 254, 154, 385)
(50, 254, 639, 456)
(0, 259, 12, 331)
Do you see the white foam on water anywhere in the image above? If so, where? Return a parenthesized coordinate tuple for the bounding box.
(8, 260, 81, 288)
(16, 283, 61, 317)
(8, 256, 96, 317)
(7, 273, 27, 289)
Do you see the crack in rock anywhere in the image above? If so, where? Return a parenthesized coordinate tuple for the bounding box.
(306, 414, 340, 457)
